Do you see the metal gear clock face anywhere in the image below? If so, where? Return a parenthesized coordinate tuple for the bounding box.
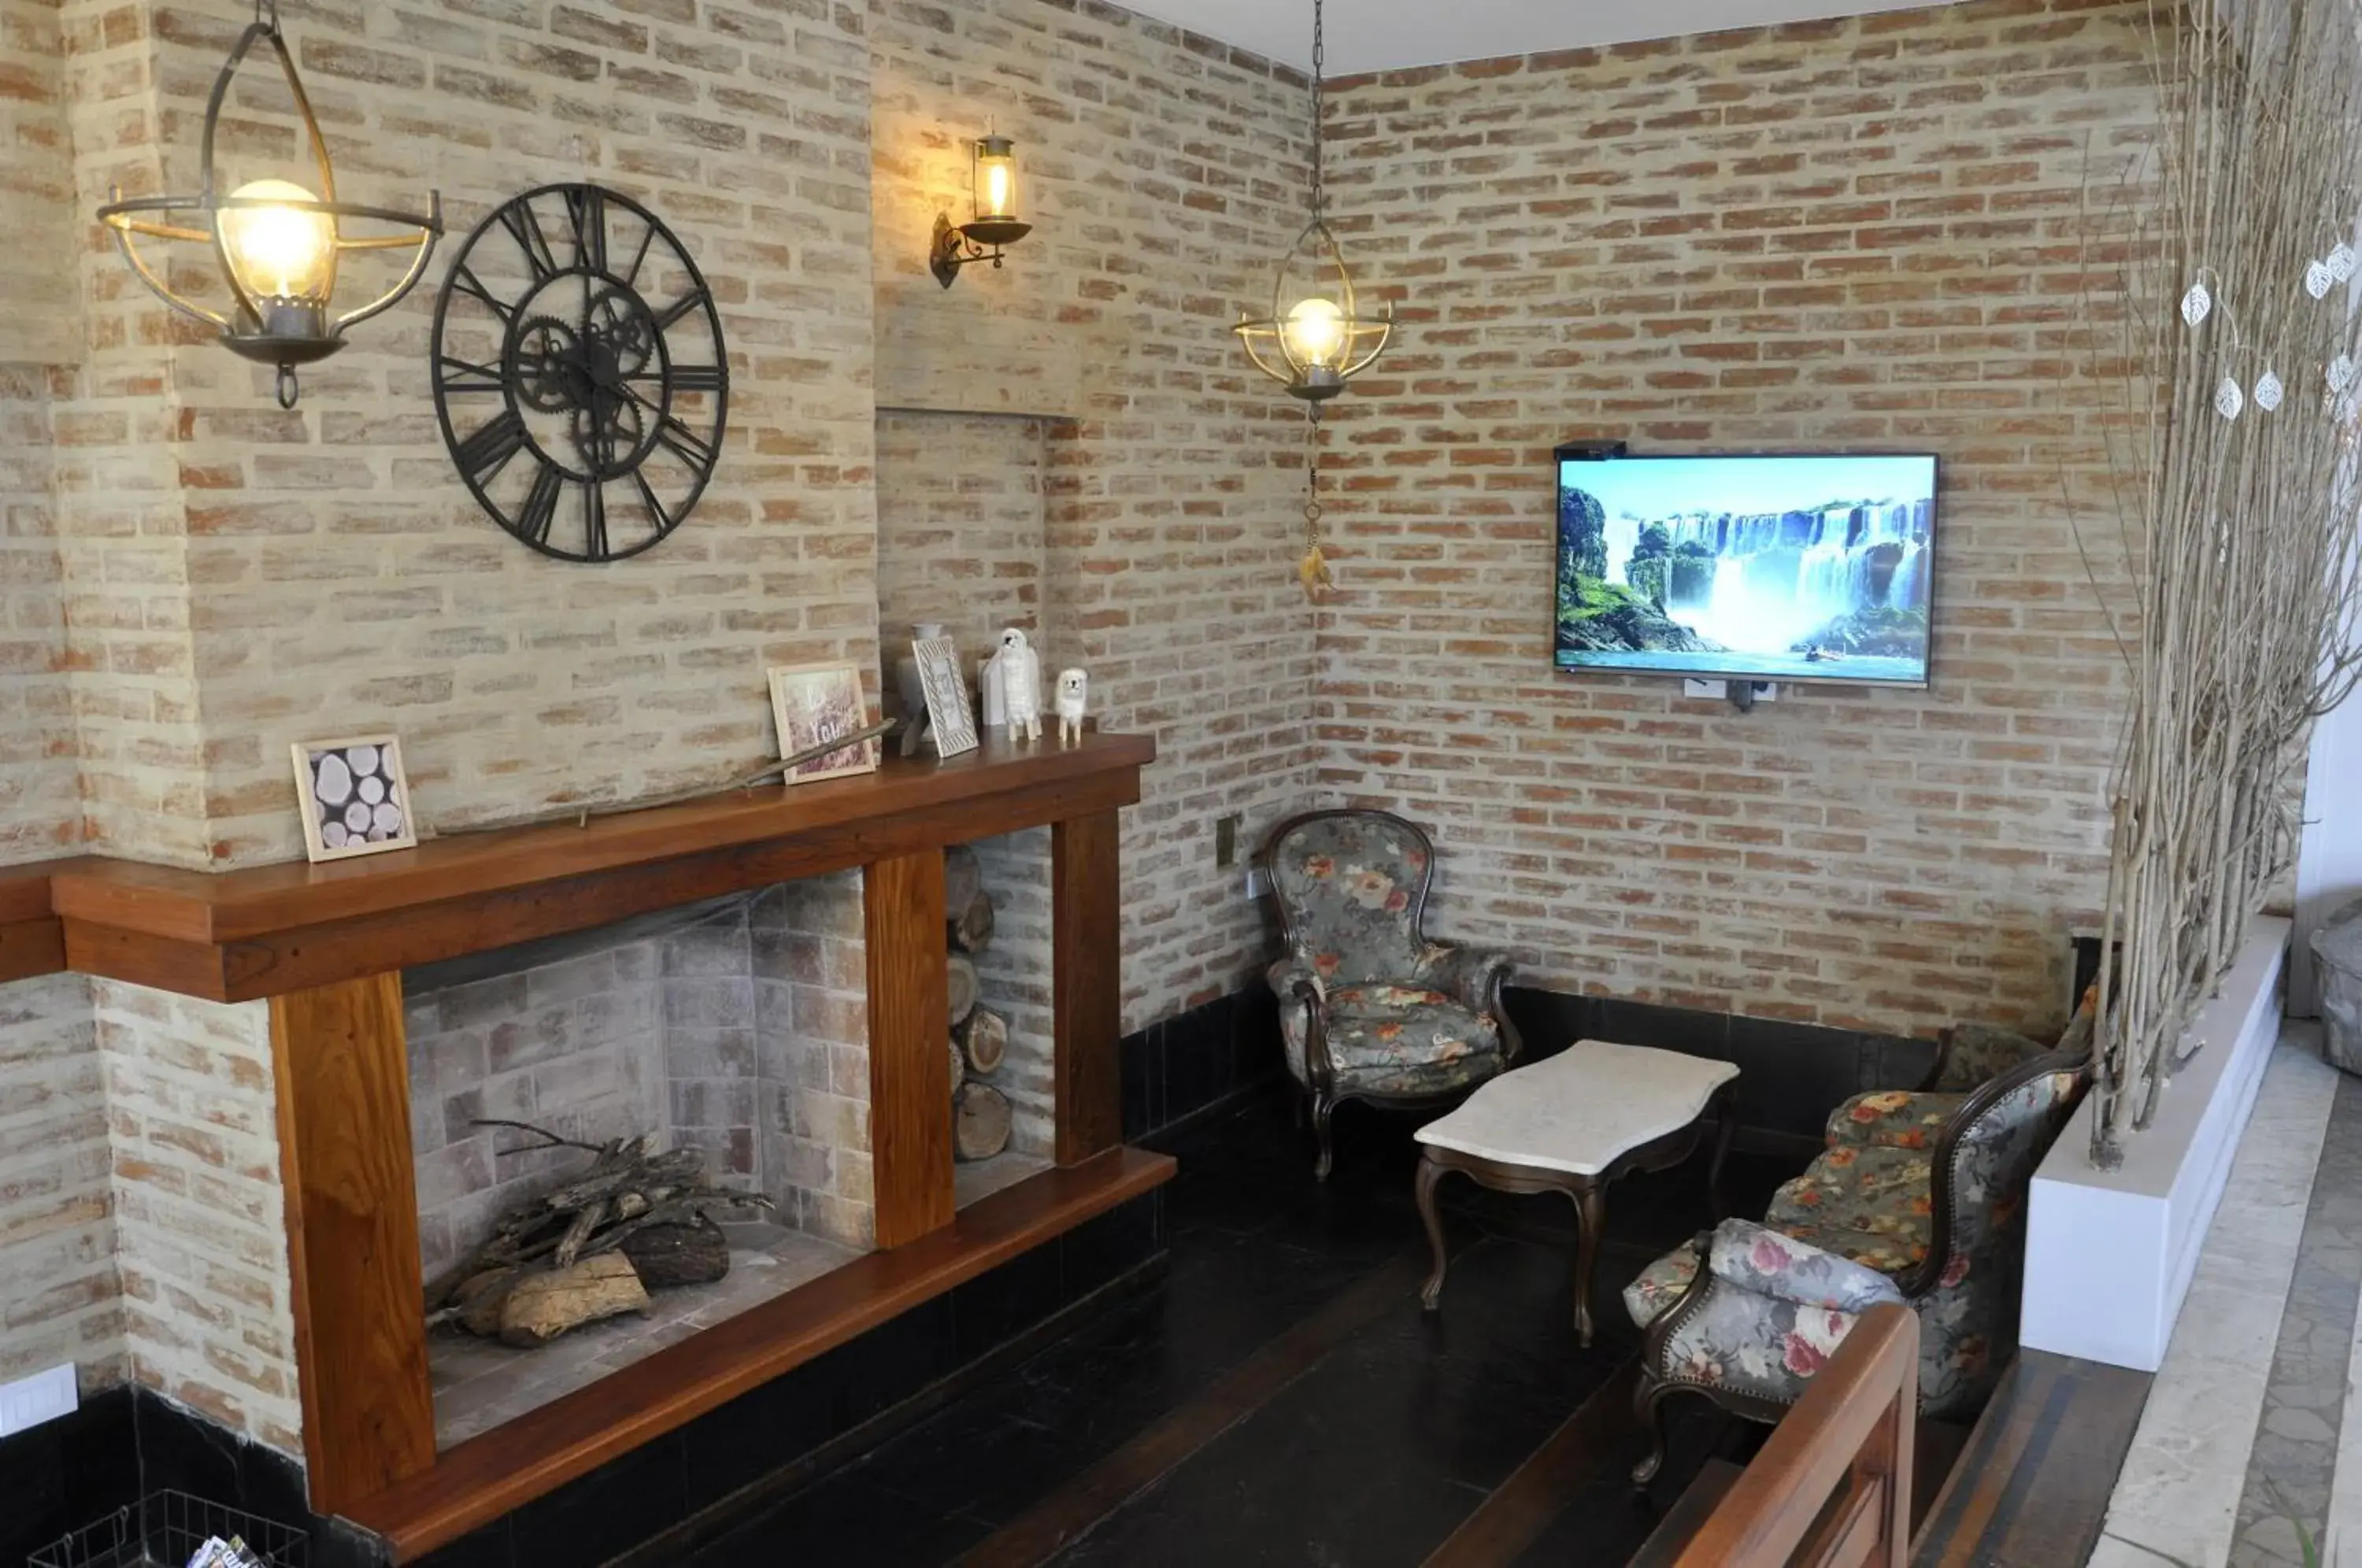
(431, 183, 727, 563)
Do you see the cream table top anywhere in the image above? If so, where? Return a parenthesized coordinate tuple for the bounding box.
(1413, 1040, 1740, 1176)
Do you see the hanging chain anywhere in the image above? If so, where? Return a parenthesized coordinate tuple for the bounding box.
(1309, 0, 1325, 227)
(254, 0, 279, 29)
(1298, 403, 1333, 603)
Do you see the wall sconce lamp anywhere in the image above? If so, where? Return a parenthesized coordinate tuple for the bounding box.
(930, 131, 1031, 289)
(94, 0, 442, 408)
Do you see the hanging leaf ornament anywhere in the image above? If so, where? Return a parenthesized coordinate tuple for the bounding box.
(2215, 377, 2245, 420)
(2331, 242, 2359, 283)
(2307, 259, 2337, 299)
(2180, 280, 2213, 327)
(2255, 370, 2285, 412)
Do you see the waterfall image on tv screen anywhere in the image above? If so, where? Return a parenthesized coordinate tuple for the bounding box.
(1555, 452, 1938, 686)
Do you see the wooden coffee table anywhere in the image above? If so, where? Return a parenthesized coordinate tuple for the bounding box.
(1413, 1040, 1739, 1347)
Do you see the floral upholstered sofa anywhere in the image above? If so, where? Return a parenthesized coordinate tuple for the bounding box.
(1260, 810, 1521, 1178)
(1619, 1005, 2094, 1481)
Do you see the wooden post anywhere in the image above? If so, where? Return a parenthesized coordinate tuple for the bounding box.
(1053, 810, 1122, 1166)
(865, 851, 953, 1248)
(269, 974, 435, 1514)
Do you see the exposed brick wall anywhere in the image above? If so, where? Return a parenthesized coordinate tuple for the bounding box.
(752, 873, 872, 1248)
(0, 973, 120, 1392)
(874, 411, 1048, 702)
(0, 0, 76, 364)
(1312, 0, 2145, 1037)
(94, 981, 300, 1455)
(871, 0, 1326, 1030)
(97, 0, 882, 866)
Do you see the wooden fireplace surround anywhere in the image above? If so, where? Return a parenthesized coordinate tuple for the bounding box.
(0, 730, 1171, 1559)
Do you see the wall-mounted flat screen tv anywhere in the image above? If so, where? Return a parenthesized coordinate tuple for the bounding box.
(1555, 449, 1938, 687)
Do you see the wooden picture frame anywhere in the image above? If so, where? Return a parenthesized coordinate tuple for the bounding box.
(913, 634, 979, 758)
(292, 734, 417, 863)
(768, 661, 879, 785)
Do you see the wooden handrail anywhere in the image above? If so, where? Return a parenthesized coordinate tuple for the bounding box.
(1673, 1303, 1919, 1568)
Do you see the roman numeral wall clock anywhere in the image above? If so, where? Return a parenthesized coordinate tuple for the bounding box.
(430, 183, 727, 562)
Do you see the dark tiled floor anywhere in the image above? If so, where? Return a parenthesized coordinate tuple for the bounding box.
(676, 1092, 1799, 1568)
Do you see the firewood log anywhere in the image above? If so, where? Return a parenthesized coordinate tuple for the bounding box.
(960, 1007, 1009, 1077)
(498, 1254, 650, 1347)
(954, 1082, 1013, 1162)
(948, 953, 979, 1026)
(620, 1215, 731, 1290)
(950, 1035, 966, 1095)
(945, 844, 982, 913)
(948, 889, 995, 955)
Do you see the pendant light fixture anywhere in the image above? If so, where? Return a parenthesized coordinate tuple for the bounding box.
(1234, 0, 1391, 404)
(96, 1, 442, 409)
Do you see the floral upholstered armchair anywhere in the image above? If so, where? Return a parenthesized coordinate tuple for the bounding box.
(1619, 1008, 2093, 1483)
(1260, 811, 1521, 1179)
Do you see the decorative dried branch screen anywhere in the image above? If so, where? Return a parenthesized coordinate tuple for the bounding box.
(2081, 0, 2362, 1161)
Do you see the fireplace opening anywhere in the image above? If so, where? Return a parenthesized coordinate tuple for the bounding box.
(403, 840, 1054, 1449)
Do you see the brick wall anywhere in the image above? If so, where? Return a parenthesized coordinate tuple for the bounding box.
(94, 982, 300, 1455)
(94, 0, 882, 867)
(875, 410, 1048, 699)
(1312, 0, 2146, 1037)
(870, 0, 1326, 1030)
(0, 974, 120, 1392)
(0, 0, 76, 365)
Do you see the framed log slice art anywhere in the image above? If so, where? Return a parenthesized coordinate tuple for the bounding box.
(292, 734, 416, 862)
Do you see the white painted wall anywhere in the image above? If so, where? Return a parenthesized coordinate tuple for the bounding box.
(2295, 678, 2362, 1015)
(1122, 0, 1953, 74)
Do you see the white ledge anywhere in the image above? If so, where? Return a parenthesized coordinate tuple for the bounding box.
(2020, 916, 2291, 1371)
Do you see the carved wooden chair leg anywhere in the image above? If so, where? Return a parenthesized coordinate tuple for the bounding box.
(1416, 1154, 1451, 1308)
(1311, 1093, 1338, 1182)
(1631, 1377, 1683, 1488)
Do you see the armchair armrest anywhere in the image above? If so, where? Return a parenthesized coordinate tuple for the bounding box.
(1825, 1089, 1962, 1151)
(1927, 1023, 2052, 1093)
(1267, 956, 1326, 1006)
(1706, 1219, 1908, 1314)
(1267, 957, 1335, 1089)
(1414, 941, 1512, 1014)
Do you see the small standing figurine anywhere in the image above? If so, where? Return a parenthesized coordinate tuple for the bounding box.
(1055, 668, 1089, 746)
(998, 627, 1042, 743)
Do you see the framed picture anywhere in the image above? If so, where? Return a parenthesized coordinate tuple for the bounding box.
(768, 661, 879, 784)
(291, 734, 416, 863)
(913, 634, 979, 758)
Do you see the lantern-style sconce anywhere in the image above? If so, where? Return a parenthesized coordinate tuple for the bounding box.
(930, 131, 1033, 288)
(95, 1, 442, 408)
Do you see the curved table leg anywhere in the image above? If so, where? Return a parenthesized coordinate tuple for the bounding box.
(1416, 1152, 1451, 1310)
(1570, 1179, 1605, 1348)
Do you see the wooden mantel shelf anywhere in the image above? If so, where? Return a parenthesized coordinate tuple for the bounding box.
(2, 729, 1153, 1003)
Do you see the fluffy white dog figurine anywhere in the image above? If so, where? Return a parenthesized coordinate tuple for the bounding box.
(998, 627, 1042, 742)
(1055, 668, 1088, 745)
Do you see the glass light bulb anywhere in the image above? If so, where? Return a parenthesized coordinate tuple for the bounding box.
(977, 152, 1016, 221)
(1282, 296, 1347, 370)
(218, 179, 336, 304)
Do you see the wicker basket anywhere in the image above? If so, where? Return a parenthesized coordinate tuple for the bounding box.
(28, 1492, 306, 1568)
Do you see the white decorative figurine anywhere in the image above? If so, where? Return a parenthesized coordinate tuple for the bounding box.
(1055, 668, 1088, 746)
(997, 627, 1042, 742)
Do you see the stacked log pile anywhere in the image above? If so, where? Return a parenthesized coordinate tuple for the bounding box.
(946, 845, 1012, 1162)
(424, 1122, 765, 1347)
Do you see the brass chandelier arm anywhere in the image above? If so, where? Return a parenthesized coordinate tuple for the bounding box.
(334, 194, 443, 334)
(98, 211, 232, 331)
